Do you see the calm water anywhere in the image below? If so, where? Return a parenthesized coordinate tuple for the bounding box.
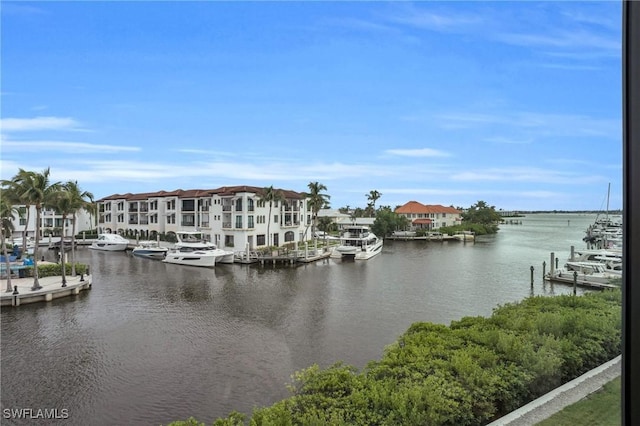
(1, 213, 599, 425)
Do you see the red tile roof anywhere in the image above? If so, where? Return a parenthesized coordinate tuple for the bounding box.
(395, 201, 460, 214)
(97, 186, 304, 202)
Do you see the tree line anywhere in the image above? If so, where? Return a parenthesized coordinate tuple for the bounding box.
(1, 167, 94, 292)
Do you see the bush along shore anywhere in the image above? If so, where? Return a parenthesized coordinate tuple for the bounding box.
(169, 290, 621, 426)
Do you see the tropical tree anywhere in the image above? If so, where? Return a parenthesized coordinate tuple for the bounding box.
(51, 189, 74, 287)
(1, 169, 36, 255)
(14, 168, 60, 290)
(366, 190, 382, 217)
(1, 193, 19, 292)
(64, 181, 94, 276)
(462, 201, 502, 226)
(260, 186, 284, 247)
(371, 206, 410, 238)
(306, 181, 330, 239)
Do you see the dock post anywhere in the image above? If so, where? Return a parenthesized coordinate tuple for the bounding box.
(570, 245, 575, 261)
(12, 285, 19, 295)
(573, 271, 578, 295)
(530, 266, 534, 287)
(550, 253, 555, 275)
(542, 261, 546, 282)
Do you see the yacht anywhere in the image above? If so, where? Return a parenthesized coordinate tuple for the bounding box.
(89, 234, 129, 251)
(163, 231, 234, 267)
(131, 241, 169, 260)
(331, 225, 383, 260)
(546, 261, 620, 287)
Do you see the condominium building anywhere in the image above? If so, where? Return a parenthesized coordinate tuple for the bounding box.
(7, 205, 94, 241)
(97, 185, 311, 252)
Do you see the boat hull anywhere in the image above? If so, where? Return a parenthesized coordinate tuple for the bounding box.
(132, 249, 168, 260)
(89, 243, 128, 251)
(331, 240, 383, 260)
(163, 252, 217, 267)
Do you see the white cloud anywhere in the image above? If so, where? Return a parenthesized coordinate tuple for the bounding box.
(450, 167, 606, 185)
(1, 140, 140, 153)
(1, 116, 84, 132)
(385, 148, 451, 157)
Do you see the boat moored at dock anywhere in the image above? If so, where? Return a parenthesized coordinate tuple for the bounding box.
(131, 241, 169, 260)
(163, 231, 234, 267)
(331, 225, 383, 260)
(88, 234, 129, 251)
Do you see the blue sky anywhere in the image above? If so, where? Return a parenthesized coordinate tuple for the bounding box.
(1, 1, 622, 211)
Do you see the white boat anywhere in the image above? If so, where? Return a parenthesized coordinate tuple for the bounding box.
(452, 231, 475, 241)
(89, 234, 129, 251)
(571, 248, 623, 263)
(11, 237, 36, 255)
(163, 231, 234, 267)
(331, 225, 383, 260)
(545, 261, 621, 287)
(131, 241, 169, 260)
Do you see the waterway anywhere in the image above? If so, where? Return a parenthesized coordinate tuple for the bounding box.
(0, 213, 603, 425)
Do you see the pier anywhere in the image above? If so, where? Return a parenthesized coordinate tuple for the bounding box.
(1, 273, 92, 307)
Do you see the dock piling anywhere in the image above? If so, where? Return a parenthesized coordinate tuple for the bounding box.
(530, 266, 534, 287)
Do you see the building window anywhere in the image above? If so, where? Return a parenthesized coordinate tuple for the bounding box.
(257, 234, 266, 246)
(248, 216, 254, 228)
(235, 216, 243, 229)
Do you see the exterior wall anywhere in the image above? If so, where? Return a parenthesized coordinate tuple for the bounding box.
(95, 186, 309, 252)
(8, 205, 94, 240)
(395, 202, 462, 231)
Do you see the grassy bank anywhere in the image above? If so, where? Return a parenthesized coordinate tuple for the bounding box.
(537, 376, 620, 426)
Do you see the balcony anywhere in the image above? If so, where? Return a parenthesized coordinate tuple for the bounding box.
(222, 222, 232, 229)
(222, 205, 232, 211)
(281, 221, 300, 228)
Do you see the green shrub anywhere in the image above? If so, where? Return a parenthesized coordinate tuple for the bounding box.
(169, 290, 621, 426)
(27, 262, 89, 278)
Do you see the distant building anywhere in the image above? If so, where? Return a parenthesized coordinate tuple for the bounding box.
(96, 185, 310, 252)
(317, 209, 375, 230)
(7, 205, 94, 241)
(394, 201, 462, 231)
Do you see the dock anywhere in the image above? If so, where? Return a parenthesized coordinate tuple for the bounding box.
(385, 235, 458, 241)
(544, 273, 619, 290)
(1, 273, 92, 307)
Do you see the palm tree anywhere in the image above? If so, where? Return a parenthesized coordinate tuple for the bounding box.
(306, 181, 330, 239)
(15, 168, 60, 290)
(260, 186, 284, 247)
(64, 181, 94, 276)
(1, 193, 19, 292)
(366, 190, 382, 217)
(51, 189, 74, 287)
(1, 169, 36, 256)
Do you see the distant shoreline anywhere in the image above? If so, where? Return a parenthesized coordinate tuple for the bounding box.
(514, 210, 622, 214)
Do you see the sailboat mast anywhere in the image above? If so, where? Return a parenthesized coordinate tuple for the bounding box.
(606, 182, 611, 221)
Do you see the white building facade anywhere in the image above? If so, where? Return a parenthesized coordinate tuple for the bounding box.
(7, 205, 94, 241)
(97, 186, 312, 252)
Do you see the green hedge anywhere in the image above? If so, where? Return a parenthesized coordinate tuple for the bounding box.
(18, 263, 89, 278)
(168, 290, 621, 426)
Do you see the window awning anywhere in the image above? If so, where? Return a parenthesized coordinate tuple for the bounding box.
(413, 219, 432, 224)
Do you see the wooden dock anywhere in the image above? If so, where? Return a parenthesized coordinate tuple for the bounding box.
(385, 235, 457, 241)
